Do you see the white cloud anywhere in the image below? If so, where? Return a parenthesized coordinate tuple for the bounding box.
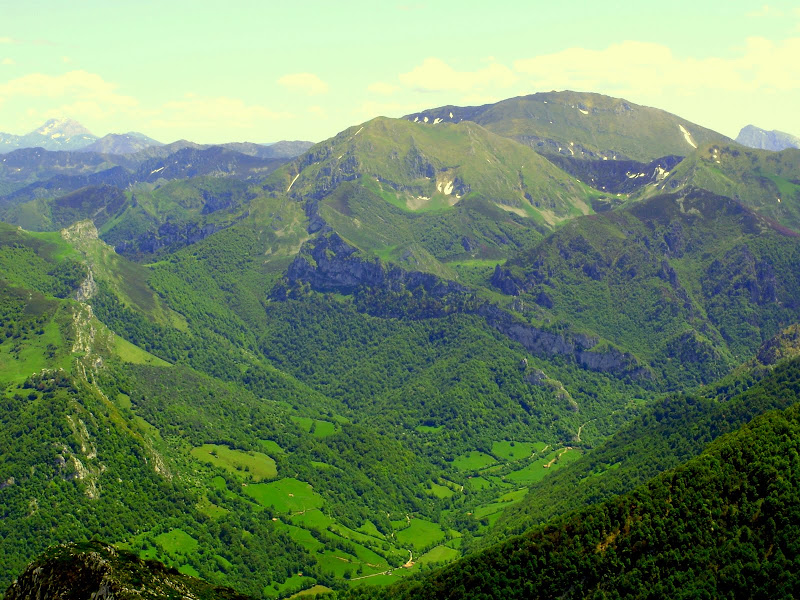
(277, 72, 329, 95)
(512, 38, 800, 98)
(0, 70, 138, 109)
(367, 82, 401, 95)
(398, 58, 517, 93)
(2, 58, 13, 65)
(355, 100, 423, 119)
(747, 4, 783, 17)
(151, 96, 292, 132)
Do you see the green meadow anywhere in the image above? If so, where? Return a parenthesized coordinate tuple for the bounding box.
(244, 478, 324, 513)
(190, 443, 277, 481)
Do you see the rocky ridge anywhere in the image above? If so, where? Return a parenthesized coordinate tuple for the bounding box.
(3, 542, 251, 600)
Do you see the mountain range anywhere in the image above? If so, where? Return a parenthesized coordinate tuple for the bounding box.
(2, 90, 800, 599)
(0, 118, 313, 157)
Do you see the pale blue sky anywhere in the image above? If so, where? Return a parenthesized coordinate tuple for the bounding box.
(1, 0, 799, 143)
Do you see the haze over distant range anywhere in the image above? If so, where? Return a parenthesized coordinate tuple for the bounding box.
(2, 1, 800, 143)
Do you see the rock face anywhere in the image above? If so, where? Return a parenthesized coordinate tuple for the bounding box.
(544, 154, 683, 198)
(477, 304, 649, 379)
(756, 324, 800, 366)
(736, 125, 800, 151)
(3, 541, 251, 600)
(286, 232, 466, 297)
(284, 232, 648, 378)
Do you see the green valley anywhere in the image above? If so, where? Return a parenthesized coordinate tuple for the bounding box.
(3, 89, 800, 599)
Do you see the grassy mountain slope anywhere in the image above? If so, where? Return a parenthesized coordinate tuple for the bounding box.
(262, 117, 601, 272)
(405, 91, 731, 162)
(350, 368, 800, 599)
(641, 143, 800, 232)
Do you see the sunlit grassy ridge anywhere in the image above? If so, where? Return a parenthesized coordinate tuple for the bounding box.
(405, 91, 731, 162)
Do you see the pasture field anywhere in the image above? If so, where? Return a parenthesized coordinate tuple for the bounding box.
(505, 447, 582, 484)
(290, 508, 334, 530)
(190, 444, 277, 481)
(425, 481, 455, 499)
(290, 416, 338, 437)
(415, 425, 444, 434)
(394, 518, 446, 551)
(114, 335, 171, 366)
(259, 439, 285, 455)
(452, 451, 496, 471)
(155, 529, 198, 555)
(417, 545, 459, 565)
(244, 477, 324, 513)
(288, 585, 333, 598)
(491, 440, 547, 460)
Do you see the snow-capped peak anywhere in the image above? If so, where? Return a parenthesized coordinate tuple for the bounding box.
(31, 118, 94, 138)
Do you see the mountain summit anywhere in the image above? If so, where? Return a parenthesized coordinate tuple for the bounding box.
(405, 91, 731, 162)
(31, 118, 95, 138)
(0, 118, 98, 152)
(736, 124, 800, 151)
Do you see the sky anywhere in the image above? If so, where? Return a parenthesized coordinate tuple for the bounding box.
(1, 0, 799, 144)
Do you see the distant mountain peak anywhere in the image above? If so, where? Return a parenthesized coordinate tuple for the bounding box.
(736, 124, 800, 151)
(78, 132, 162, 155)
(31, 118, 94, 138)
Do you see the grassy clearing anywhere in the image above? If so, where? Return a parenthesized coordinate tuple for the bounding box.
(415, 424, 444, 434)
(505, 447, 582, 484)
(498, 488, 529, 503)
(452, 451, 496, 471)
(357, 520, 383, 538)
(244, 477, 324, 513)
(425, 482, 455, 499)
(445, 537, 462, 549)
(350, 573, 404, 587)
(155, 529, 197, 555)
(330, 523, 386, 549)
(288, 585, 333, 598)
(276, 523, 325, 553)
(196, 496, 228, 519)
(417, 545, 459, 565)
(113, 335, 171, 366)
(394, 518, 446, 551)
(491, 440, 547, 461)
(466, 476, 492, 491)
(190, 444, 277, 481)
(263, 574, 317, 598)
(259, 439, 285, 454)
(317, 549, 359, 578)
(312, 460, 335, 470)
(291, 416, 338, 438)
(0, 317, 68, 384)
(473, 501, 510, 520)
(178, 564, 200, 577)
(290, 508, 334, 530)
(445, 258, 505, 268)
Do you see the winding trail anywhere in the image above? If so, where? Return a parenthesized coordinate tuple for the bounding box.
(543, 447, 573, 469)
